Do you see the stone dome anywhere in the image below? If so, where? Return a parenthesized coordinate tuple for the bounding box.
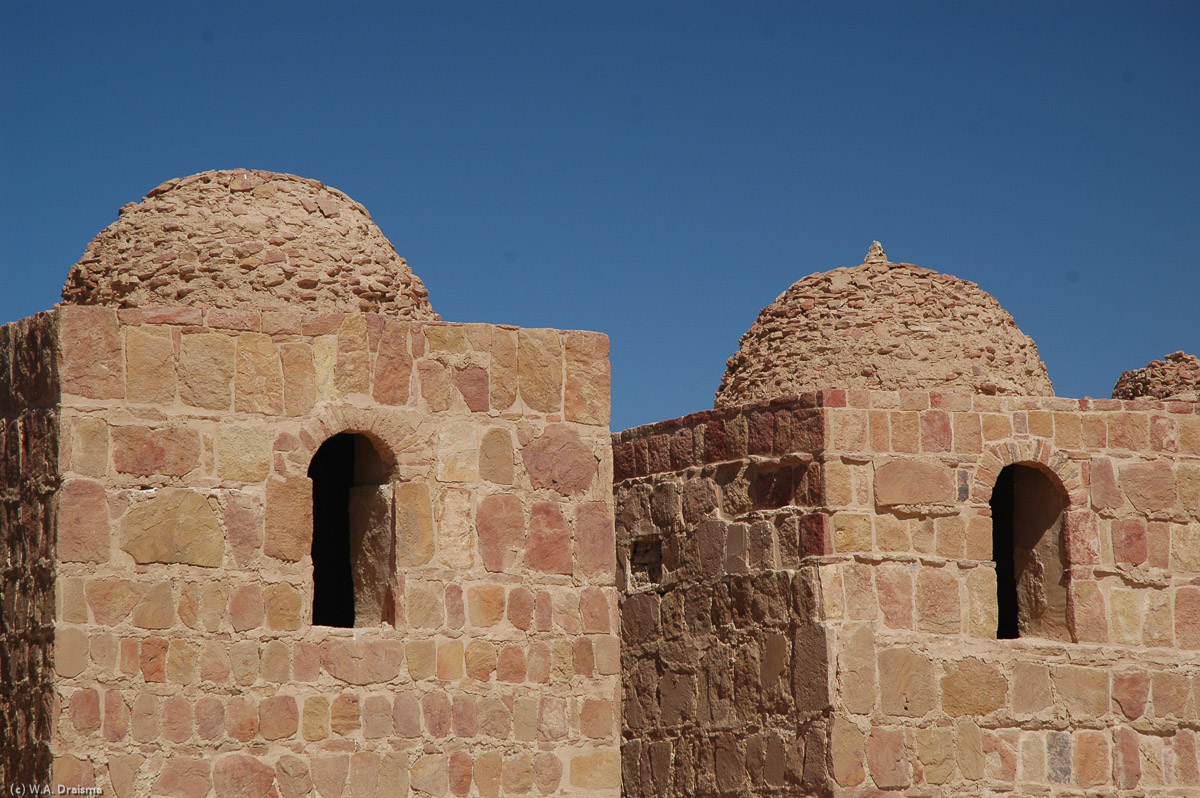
(1112, 351, 1200, 401)
(61, 169, 437, 318)
(714, 242, 1054, 408)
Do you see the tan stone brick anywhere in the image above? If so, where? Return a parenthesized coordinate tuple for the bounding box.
(916, 726, 955, 784)
(966, 566, 998, 638)
(1069, 580, 1109, 643)
(59, 306, 124, 399)
(213, 755, 274, 798)
(1120, 460, 1176, 513)
(479, 427, 514, 485)
(518, 328, 563, 413)
(85, 579, 144, 626)
(569, 749, 620, 790)
(229, 640, 259, 686)
(1110, 588, 1144, 645)
(878, 648, 936, 716)
(234, 332, 283, 414)
(867, 727, 910, 788)
(151, 758, 210, 797)
(411, 754, 449, 797)
(302, 696, 329, 741)
(311, 754, 350, 798)
(935, 515, 966, 558)
(916, 566, 960, 634)
(179, 333, 235, 410)
(55, 626, 88, 678)
(178, 581, 229, 632)
(124, 326, 176, 404)
(264, 582, 302, 631)
(830, 717, 866, 786)
(1012, 662, 1053, 716)
(874, 514, 909, 552)
(437, 640, 464, 680)
(258, 695, 298, 741)
(942, 658, 1007, 716)
(565, 330, 610, 425)
(465, 640, 498, 682)
(874, 458, 955, 506)
(122, 488, 223, 566)
(320, 640, 405, 685)
(1054, 665, 1109, 718)
(833, 513, 872, 553)
(131, 582, 174, 629)
(198, 641, 231, 684)
(58, 478, 110, 563)
(467, 584, 506, 627)
(216, 424, 271, 482)
(1178, 586, 1200, 649)
(69, 417, 109, 477)
(982, 413, 1011, 442)
(956, 718, 984, 780)
(264, 474, 312, 562)
(838, 624, 876, 714)
(401, 639, 433, 681)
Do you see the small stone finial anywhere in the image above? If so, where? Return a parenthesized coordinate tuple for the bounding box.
(864, 241, 887, 264)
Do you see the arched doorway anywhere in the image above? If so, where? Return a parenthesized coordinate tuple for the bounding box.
(308, 433, 393, 628)
(991, 463, 1069, 640)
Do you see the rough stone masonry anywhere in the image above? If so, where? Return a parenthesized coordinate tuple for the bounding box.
(3, 178, 1200, 798)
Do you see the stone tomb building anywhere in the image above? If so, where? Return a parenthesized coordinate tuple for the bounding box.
(2, 173, 1199, 797)
(615, 243, 1200, 796)
(1, 171, 619, 797)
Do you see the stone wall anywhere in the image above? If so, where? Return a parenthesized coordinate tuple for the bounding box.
(48, 305, 618, 797)
(614, 389, 1200, 796)
(0, 313, 59, 790)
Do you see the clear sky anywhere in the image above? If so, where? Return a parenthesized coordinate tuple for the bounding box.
(2, 2, 1197, 431)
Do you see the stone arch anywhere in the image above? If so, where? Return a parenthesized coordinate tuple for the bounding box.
(975, 440, 1077, 641)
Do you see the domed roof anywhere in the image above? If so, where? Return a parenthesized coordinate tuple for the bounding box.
(714, 242, 1053, 408)
(61, 169, 437, 318)
(1112, 351, 1200, 401)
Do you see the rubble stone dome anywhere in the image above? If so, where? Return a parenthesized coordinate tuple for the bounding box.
(61, 169, 438, 318)
(1112, 351, 1200, 401)
(715, 242, 1054, 408)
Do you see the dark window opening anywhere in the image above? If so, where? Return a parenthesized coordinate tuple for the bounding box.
(308, 433, 393, 628)
(991, 464, 1068, 641)
(630, 538, 663, 587)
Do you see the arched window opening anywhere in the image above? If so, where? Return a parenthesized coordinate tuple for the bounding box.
(991, 463, 1068, 641)
(308, 433, 394, 628)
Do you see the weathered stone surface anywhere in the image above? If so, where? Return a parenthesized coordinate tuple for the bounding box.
(212, 754, 274, 798)
(112, 425, 201, 477)
(61, 169, 437, 318)
(179, 333, 235, 410)
(565, 330, 610, 425)
(941, 658, 1007, 716)
(152, 758, 212, 798)
(121, 489, 223, 566)
(476, 493, 524, 572)
(234, 333, 284, 415)
(395, 481, 435, 567)
(479, 428, 514, 485)
(373, 321, 413, 405)
(518, 328, 563, 413)
(217, 425, 271, 482)
(125, 326, 176, 404)
(878, 648, 936, 716)
(569, 750, 620, 790)
(264, 474, 312, 562)
(59, 306, 124, 398)
(521, 424, 597, 495)
(874, 458, 955, 506)
(58, 478, 110, 562)
(321, 640, 405, 685)
(526, 501, 573, 575)
(716, 247, 1053, 406)
(1113, 351, 1200, 400)
(1120, 461, 1176, 513)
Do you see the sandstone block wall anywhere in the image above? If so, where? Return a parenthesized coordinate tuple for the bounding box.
(0, 312, 59, 790)
(41, 305, 618, 797)
(614, 390, 1200, 796)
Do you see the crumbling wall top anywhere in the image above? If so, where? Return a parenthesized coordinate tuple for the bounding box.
(1113, 351, 1200, 401)
(60, 169, 438, 318)
(715, 242, 1054, 407)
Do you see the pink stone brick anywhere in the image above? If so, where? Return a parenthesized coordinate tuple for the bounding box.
(70, 688, 101, 733)
(258, 695, 298, 740)
(1112, 518, 1149, 565)
(394, 691, 421, 737)
(228, 584, 264, 631)
(1176, 587, 1200, 649)
(195, 696, 224, 740)
(476, 493, 525, 572)
(103, 690, 130, 741)
(422, 691, 452, 738)
(212, 754, 274, 798)
(311, 755, 350, 798)
(140, 637, 168, 682)
(275, 756, 313, 798)
(867, 727, 910, 788)
(579, 586, 611, 632)
(527, 641, 552, 683)
(162, 695, 193, 743)
(225, 696, 258, 742)
(153, 758, 212, 798)
(497, 645, 527, 682)
(507, 586, 535, 630)
(1113, 671, 1150, 720)
(58, 478, 110, 563)
(576, 501, 616, 576)
(534, 590, 553, 631)
(920, 410, 952, 452)
(1069, 581, 1109, 643)
(453, 694, 478, 738)
(526, 501, 573, 575)
(449, 751, 473, 797)
(453, 365, 490, 412)
(373, 321, 413, 405)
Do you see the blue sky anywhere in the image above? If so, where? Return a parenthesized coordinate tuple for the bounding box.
(2, 2, 1197, 431)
